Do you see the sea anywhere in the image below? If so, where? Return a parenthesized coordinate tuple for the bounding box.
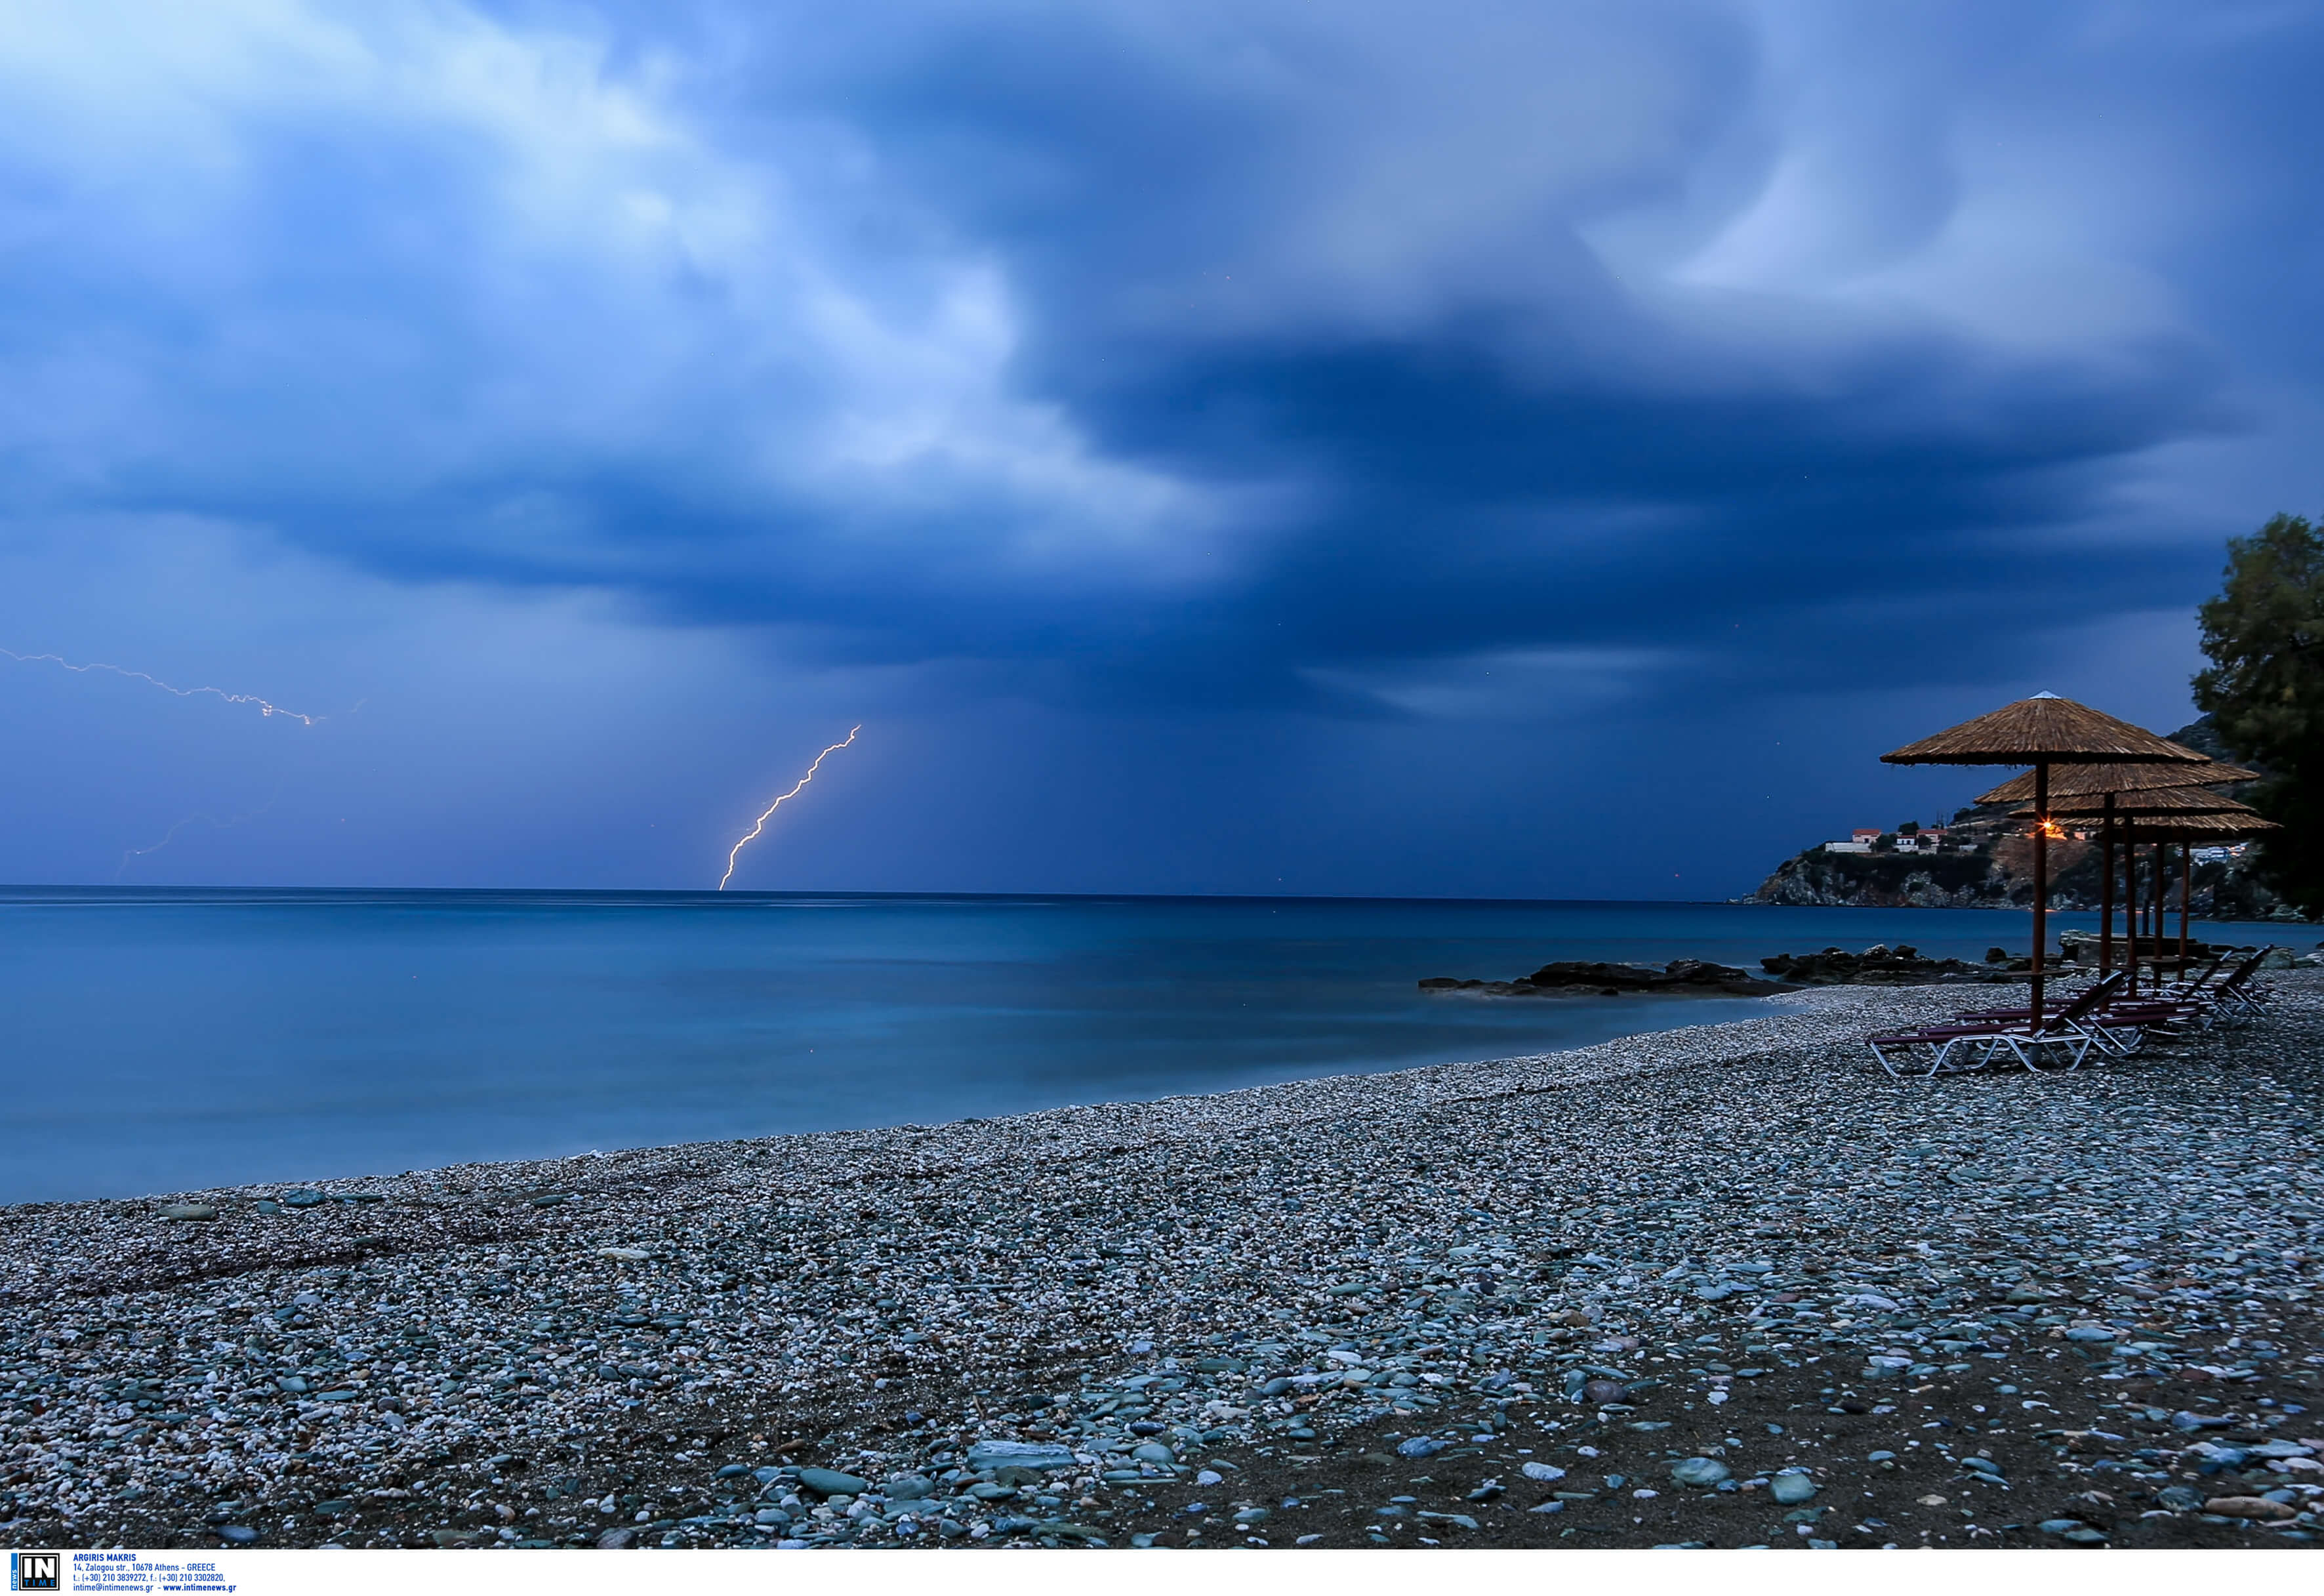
(0, 888, 2303, 1204)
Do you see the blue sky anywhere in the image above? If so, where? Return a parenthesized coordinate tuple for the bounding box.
(0, 0, 2317, 896)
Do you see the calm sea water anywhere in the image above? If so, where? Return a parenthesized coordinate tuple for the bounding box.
(0, 889, 2298, 1204)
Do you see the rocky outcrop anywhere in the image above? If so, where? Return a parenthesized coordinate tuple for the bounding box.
(1419, 958, 1789, 998)
(1750, 849, 2011, 909)
(2052, 931, 2321, 966)
(1758, 943, 2018, 985)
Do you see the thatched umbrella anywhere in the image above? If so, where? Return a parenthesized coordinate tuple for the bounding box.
(1973, 758, 2259, 804)
(2006, 789, 2263, 991)
(2115, 810, 2283, 970)
(1975, 758, 2262, 979)
(1884, 693, 2205, 1023)
(2011, 786, 2256, 819)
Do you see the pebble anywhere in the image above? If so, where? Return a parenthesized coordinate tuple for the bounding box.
(2204, 1496, 2296, 1521)
(966, 1440, 1076, 1469)
(1, 973, 2317, 1551)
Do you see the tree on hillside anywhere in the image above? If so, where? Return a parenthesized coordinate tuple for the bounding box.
(2193, 512, 2324, 917)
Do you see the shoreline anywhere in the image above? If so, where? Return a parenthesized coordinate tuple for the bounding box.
(8, 893, 2312, 1212)
(5, 985, 1848, 1214)
(4, 977, 2319, 1551)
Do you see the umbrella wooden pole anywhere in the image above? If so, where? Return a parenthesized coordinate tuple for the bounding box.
(2098, 800, 2115, 975)
(2134, 844, 2147, 972)
(2138, 850, 2156, 975)
(2150, 842, 2165, 975)
(2180, 840, 2191, 962)
(2123, 834, 2138, 996)
(2030, 762, 2049, 1025)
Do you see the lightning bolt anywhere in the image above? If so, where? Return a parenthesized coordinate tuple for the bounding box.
(2, 647, 322, 725)
(115, 789, 282, 881)
(718, 726, 860, 891)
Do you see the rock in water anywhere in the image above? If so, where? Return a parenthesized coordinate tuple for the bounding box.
(1524, 960, 1782, 994)
(1758, 947, 1998, 985)
(1420, 958, 1785, 996)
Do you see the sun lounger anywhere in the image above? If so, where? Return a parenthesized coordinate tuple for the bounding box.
(1947, 972, 2175, 1058)
(1951, 970, 2127, 1025)
(2051, 949, 2275, 1050)
(2132, 949, 2271, 1027)
(2134, 952, 2235, 1010)
(1867, 975, 2117, 1080)
(2212, 949, 2279, 1015)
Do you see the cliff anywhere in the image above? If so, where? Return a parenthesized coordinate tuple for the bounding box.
(1749, 846, 2008, 909)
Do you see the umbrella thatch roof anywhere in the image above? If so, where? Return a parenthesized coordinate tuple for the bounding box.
(1882, 693, 2207, 766)
(1973, 758, 2260, 806)
(2011, 786, 2256, 819)
(2118, 811, 2283, 841)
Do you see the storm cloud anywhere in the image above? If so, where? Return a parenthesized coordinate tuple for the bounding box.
(0, 1, 2315, 890)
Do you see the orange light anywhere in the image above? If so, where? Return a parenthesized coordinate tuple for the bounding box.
(2039, 817, 2066, 839)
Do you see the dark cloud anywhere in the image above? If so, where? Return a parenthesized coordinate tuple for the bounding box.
(2, 0, 2322, 889)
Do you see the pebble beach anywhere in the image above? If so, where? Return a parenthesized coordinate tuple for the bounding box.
(4, 974, 2321, 1551)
